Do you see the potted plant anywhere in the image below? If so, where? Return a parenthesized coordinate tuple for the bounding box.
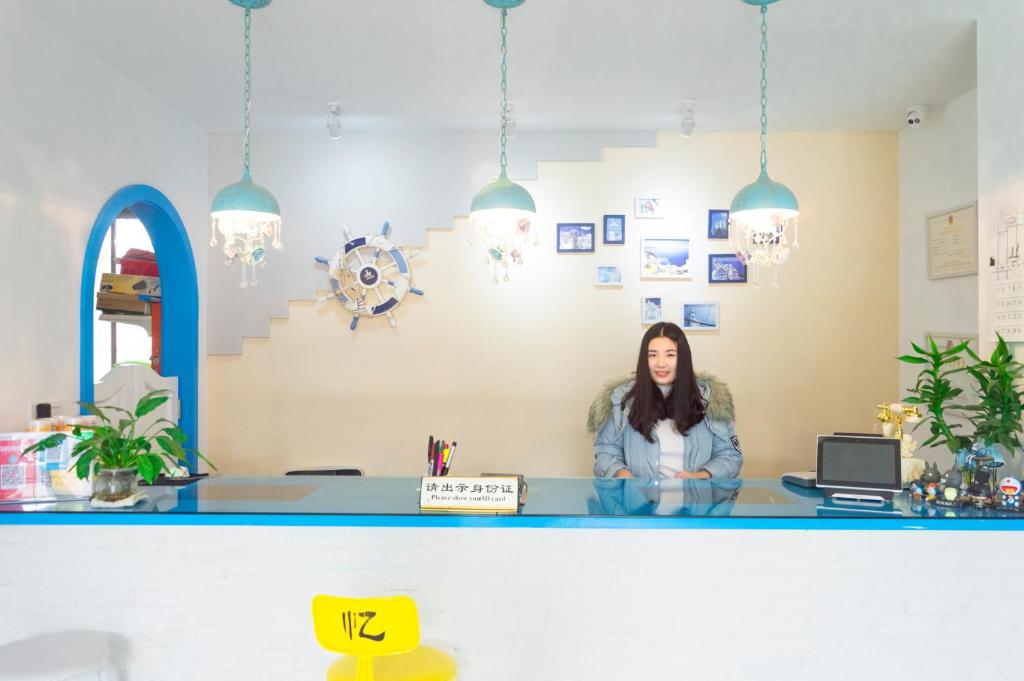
(23, 389, 212, 503)
(962, 334, 1024, 456)
(898, 337, 972, 455)
(900, 334, 1024, 478)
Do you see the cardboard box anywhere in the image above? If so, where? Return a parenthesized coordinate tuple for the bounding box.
(96, 292, 154, 315)
(100, 273, 161, 297)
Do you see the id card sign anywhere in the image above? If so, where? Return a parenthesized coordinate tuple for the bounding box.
(419, 476, 519, 513)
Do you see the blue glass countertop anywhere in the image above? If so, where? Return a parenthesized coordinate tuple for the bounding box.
(1, 476, 1023, 530)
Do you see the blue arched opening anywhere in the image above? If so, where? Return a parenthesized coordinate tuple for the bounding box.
(80, 185, 199, 469)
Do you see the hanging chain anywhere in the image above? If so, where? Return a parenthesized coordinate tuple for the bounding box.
(499, 8, 509, 178)
(759, 4, 768, 174)
(243, 8, 253, 178)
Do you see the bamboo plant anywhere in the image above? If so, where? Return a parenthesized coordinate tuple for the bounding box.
(897, 337, 972, 455)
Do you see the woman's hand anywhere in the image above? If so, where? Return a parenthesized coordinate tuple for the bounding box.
(615, 469, 634, 478)
(675, 470, 711, 479)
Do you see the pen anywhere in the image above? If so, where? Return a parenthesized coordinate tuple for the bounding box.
(434, 440, 443, 476)
(427, 435, 434, 475)
(442, 442, 457, 476)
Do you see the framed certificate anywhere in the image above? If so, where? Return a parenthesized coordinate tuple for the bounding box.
(927, 203, 977, 280)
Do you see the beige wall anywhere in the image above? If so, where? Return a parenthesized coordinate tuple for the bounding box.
(207, 131, 898, 477)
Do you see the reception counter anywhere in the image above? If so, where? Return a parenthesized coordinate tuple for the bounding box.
(2, 475, 1023, 529)
(2, 477, 1022, 681)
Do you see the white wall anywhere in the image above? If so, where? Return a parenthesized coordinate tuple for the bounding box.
(0, 4, 209, 446)
(208, 131, 899, 478)
(897, 88, 978, 462)
(206, 130, 655, 354)
(978, 7, 1024, 357)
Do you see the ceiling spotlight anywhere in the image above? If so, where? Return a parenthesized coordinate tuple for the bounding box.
(680, 99, 695, 137)
(326, 102, 343, 140)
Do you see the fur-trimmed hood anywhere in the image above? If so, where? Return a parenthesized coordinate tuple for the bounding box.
(586, 372, 735, 433)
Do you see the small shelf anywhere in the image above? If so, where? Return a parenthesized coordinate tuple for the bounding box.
(98, 313, 152, 334)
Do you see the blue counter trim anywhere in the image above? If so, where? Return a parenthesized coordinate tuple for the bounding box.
(3, 513, 1023, 531)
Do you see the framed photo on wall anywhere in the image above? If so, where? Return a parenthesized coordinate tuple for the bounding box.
(556, 223, 595, 253)
(634, 196, 664, 219)
(595, 265, 623, 287)
(707, 209, 730, 240)
(603, 215, 626, 244)
(708, 253, 747, 283)
(642, 296, 663, 324)
(927, 203, 978, 280)
(682, 303, 720, 331)
(925, 332, 978, 371)
(641, 237, 691, 279)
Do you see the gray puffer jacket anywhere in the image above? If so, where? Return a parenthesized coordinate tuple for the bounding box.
(588, 373, 743, 479)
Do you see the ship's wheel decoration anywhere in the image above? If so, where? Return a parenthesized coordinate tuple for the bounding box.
(315, 221, 423, 331)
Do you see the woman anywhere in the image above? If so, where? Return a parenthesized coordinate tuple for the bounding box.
(590, 322, 742, 479)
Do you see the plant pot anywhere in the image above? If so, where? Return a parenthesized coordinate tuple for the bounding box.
(92, 467, 139, 503)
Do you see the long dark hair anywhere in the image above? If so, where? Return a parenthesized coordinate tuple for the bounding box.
(623, 322, 705, 443)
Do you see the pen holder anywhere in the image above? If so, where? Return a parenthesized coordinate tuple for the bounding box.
(426, 437, 458, 477)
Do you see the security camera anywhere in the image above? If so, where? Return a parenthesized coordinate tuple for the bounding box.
(905, 105, 928, 127)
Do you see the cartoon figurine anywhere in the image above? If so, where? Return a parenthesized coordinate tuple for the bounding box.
(921, 462, 941, 484)
(997, 476, 1023, 511)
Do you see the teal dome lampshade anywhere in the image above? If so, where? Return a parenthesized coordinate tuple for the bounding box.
(210, 0, 281, 288)
(729, 170, 799, 225)
(211, 171, 281, 223)
(469, 0, 538, 284)
(470, 174, 536, 223)
(730, 0, 800, 288)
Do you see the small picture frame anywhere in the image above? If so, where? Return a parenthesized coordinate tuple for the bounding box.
(682, 303, 720, 331)
(707, 209, 730, 240)
(642, 296, 663, 325)
(925, 332, 978, 371)
(556, 223, 595, 253)
(603, 215, 626, 244)
(595, 265, 623, 287)
(634, 196, 664, 219)
(641, 237, 691, 279)
(708, 253, 747, 284)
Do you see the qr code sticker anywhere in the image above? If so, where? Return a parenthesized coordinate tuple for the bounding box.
(1, 463, 25, 490)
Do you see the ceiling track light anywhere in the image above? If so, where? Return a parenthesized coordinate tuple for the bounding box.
(327, 102, 343, 140)
(680, 99, 696, 137)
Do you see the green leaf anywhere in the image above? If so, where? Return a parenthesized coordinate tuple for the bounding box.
(79, 402, 111, 425)
(897, 355, 928, 365)
(22, 433, 68, 457)
(163, 426, 187, 445)
(136, 455, 156, 484)
(135, 395, 169, 418)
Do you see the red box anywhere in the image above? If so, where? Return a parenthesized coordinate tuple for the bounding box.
(119, 248, 159, 277)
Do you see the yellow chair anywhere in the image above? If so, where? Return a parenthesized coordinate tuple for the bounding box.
(311, 595, 457, 681)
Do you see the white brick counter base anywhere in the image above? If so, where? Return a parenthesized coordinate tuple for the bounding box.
(1, 526, 1021, 680)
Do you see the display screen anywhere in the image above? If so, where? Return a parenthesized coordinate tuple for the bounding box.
(816, 437, 900, 490)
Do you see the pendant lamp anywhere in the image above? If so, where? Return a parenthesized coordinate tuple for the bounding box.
(210, 0, 281, 288)
(730, 0, 799, 289)
(470, 0, 537, 284)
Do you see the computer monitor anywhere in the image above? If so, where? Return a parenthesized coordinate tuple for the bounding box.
(816, 435, 902, 501)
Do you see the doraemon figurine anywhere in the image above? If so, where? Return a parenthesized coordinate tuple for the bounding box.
(997, 476, 1023, 512)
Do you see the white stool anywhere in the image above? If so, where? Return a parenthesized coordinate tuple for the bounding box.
(0, 632, 118, 681)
